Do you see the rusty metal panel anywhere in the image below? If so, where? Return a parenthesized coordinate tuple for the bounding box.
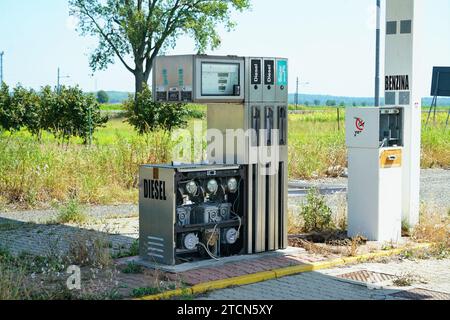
(337, 270, 397, 283)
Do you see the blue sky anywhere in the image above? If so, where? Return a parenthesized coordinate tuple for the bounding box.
(0, 0, 449, 97)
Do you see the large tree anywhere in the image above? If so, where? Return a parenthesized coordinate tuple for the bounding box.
(69, 0, 251, 98)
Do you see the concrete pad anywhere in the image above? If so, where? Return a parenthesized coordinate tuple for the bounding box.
(123, 247, 306, 273)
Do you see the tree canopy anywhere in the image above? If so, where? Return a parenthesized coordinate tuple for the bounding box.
(69, 0, 251, 95)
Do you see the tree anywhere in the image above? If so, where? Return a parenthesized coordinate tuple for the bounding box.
(304, 101, 310, 107)
(124, 84, 188, 134)
(56, 86, 108, 144)
(0, 83, 12, 131)
(97, 90, 109, 104)
(1, 85, 28, 132)
(339, 102, 345, 107)
(69, 0, 251, 100)
(314, 99, 321, 106)
(326, 100, 336, 107)
(21, 89, 43, 139)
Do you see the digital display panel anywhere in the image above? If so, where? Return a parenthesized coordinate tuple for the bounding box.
(201, 63, 240, 96)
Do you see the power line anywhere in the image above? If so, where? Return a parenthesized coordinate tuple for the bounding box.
(295, 76, 310, 107)
(0, 51, 4, 84)
(57, 67, 70, 93)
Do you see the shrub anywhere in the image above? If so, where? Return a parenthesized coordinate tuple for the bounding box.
(122, 261, 143, 274)
(53, 86, 108, 144)
(124, 85, 189, 134)
(0, 83, 25, 132)
(56, 197, 87, 224)
(0, 84, 108, 144)
(300, 188, 334, 232)
(97, 90, 109, 104)
(66, 233, 112, 268)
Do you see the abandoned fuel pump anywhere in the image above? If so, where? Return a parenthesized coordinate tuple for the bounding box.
(140, 55, 289, 265)
(346, 0, 423, 242)
(346, 107, 404, 242)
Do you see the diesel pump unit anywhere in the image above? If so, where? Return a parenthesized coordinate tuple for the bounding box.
(139, 55, 289, 265)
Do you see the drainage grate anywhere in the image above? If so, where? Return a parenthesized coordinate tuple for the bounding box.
(390, 288, 450, 301)
(336, 270, 397, 284)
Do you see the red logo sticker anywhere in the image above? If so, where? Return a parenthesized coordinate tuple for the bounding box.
(355, 118, 365, 131)
(354, 117, 365, 137)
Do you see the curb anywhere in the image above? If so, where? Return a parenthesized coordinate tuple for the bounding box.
(136, 243, 431, 300)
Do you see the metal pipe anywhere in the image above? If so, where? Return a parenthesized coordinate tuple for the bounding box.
(375, 0, 381, 107)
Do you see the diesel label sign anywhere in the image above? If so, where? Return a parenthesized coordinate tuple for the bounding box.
(251, 60, 261, 85)
(385, 75, 410, 91)
(143, 179, 167, 201)
(264, 60, 274, 85)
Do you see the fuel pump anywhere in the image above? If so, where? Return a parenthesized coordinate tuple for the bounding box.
(140, 54, 289, 265)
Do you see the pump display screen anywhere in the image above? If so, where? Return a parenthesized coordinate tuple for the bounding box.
(201, 63, 240, 96)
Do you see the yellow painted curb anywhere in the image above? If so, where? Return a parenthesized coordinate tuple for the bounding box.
(191, 271, 277, 295)
(136, 243, 432, 300)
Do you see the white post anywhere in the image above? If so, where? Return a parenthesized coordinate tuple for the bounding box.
(385, 0, 423, 227)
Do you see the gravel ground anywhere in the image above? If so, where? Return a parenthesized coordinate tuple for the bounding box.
(0, 169, 448, 226)
(0, 169, 447, 257)
(0, 204, 138, 225)
(289, 168, 450, 217)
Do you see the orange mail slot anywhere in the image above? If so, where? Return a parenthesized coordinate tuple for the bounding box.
(380, 149, 402, 168)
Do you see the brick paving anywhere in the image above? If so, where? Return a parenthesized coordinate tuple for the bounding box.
(0, 217, 138, 257)
(200, 258, 450, 300)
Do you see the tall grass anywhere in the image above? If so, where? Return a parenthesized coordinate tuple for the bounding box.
(289, 109, 450, 178)
(288, 111, 346, 179)
(0, 107, 448, 208)
(0, 122, 175, 207)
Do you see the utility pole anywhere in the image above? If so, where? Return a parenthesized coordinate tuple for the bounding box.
(375, 0, 381, 107)
(0, 51, 4, 84)
(57, 67, 70, 93)
(295, 77, 310, 108)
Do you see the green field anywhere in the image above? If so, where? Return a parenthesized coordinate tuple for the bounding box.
(0, 106, 448, 208)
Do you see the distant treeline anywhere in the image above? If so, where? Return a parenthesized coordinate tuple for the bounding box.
(88, 91, 450, 107)
(289, 94, 450, 107)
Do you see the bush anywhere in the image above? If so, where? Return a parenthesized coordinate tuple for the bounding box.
(0, 84, 108, 144)
(53, 86, 108, 144)
(0, 83, 24, 132)
(97, 90, 109, 104)
(300, 188, 334, 232)
(124, 85, 189, 134)
(56, 197, 87, 224)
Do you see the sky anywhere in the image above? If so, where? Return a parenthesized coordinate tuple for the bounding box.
(0, 0, 449, 97)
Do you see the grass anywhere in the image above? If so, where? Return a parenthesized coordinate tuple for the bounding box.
(0, 105, 448, 208)
(56, 198, 87, 224)
(112, 239, 139, 259)
(131, 287, 162, 298)
(392, 273, 417, 287)
(100, 103, 126, 111)
(411, 204, 449, 259)
(121, 261, 144, 274)
(0, 228, 125, 300)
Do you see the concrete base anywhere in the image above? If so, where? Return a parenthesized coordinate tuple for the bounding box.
(123, 247, 306, 273)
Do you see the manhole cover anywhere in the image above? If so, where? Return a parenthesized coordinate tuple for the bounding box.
(390, 288, 450, 300)
(337, 270, 397, 283)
